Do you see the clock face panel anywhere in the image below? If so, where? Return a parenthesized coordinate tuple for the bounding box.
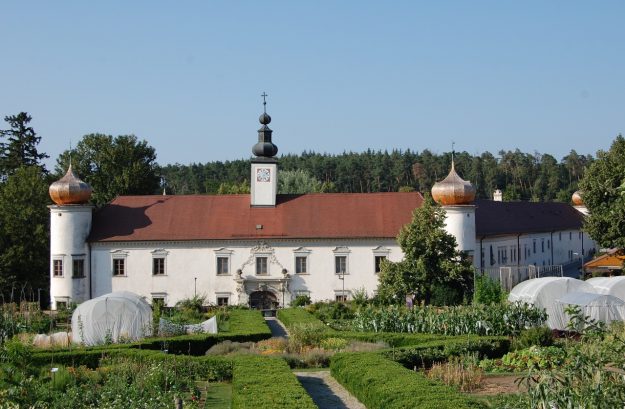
(256, 168, 271, 182)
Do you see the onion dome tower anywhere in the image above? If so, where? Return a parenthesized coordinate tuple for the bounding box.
(49, 165, 93, 205)
(431, 155, 477, 262)
(572, 190, 588, 215)
(251, 93, 279, 207)
(431, 161, 476, 205)
(49, 164, 94, 309)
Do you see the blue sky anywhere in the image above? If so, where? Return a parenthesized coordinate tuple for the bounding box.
(1, 1, 624, 170)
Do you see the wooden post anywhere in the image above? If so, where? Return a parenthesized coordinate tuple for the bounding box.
(174, 397, 182, 409)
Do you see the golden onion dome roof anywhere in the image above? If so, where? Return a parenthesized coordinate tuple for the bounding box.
(431, 162, 476, 205)
(49, 165, 92, 205)
(572, 190, 584, 206)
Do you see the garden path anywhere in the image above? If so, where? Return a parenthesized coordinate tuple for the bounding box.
(264, 316, 288, 338)
(294, 371, 366, 409)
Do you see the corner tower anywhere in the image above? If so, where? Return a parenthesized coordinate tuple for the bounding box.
(251, 93, 279, 207)
(48, 165, 93, 309)
(572, 190, 588, 216)
(431, 160, 477, 261)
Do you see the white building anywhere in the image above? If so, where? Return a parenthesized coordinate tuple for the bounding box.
(48, 109, 597, 309)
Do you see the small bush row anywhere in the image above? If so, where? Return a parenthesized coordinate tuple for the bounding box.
(31, 348, 233, 381)
(331, 352, 484, 409)
(383, 336, 510, 369)
(231, 356, 317, 409)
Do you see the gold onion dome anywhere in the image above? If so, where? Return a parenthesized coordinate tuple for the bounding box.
(49, 165, 92, 205)
(431, 162, 476, 205)
(572, 190, 584, 206)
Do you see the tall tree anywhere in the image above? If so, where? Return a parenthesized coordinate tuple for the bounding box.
(376, 196, 474, 305)
(0, 112, 48, 178)
(0, 166, 50, 299)
(56, 134, 160, 206)
(579, 135, 625, 248)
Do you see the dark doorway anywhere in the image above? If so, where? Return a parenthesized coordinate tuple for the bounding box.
(249, 291, 278, 310)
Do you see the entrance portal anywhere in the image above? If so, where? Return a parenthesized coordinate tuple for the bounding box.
(249, 291, 278, 310)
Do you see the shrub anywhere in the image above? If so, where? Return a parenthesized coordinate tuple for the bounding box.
(306, 301, 355, 322)
(473, 274, 505, 305)
(231, 356, 316, 408)
(320, 337, 348, 351)
(205, 340, 255, 356)
(277, 307, 329, 331)
(331, 352, 485, 409)
(291, 295, 312, 307)
(288, 323, 327, 352)
(512, 326, 554, 351)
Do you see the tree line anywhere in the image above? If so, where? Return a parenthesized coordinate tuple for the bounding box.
(161, 149, 593, 202)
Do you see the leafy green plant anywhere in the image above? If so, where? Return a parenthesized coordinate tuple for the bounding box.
(352, 302, 546, 336)
(512, 326, 553, 351)
(473, 274, 505, 305)
(290, 294, 312, 307)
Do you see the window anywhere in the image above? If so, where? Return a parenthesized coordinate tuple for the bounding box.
(256, 257, 268, 275)
(152, 297, 165, 308)
(153, 257, 165, 275)
(335, 256, 347, 274)
(559, 232, 562, 241)
(53, 259, 63, 277)
(569, 232, 572, 240)
(547, 239, 550, 249)
(217, 296, 229, 306)
(335, 294, 348, 302)
(374, 256, 386, 273)
(217, 257, 229, 275)
(541, 239, 545, 253)
(533, 239, 537, 254)
(295, 256, 307, 274)
(113, 258, 125, 276)
(497, 246, 507, 265)
(72, 258, 85, 278)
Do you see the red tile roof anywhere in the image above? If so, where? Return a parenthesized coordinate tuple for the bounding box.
(88, 192, 424, 242)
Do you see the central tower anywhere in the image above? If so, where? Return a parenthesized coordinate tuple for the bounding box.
(251, 93, 279, 207)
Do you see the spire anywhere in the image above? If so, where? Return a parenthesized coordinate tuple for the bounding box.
(252, 92, 278, 158)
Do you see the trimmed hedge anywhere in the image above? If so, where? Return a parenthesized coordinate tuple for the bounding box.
(331, 352, 485, 409)
(232, 356, 317, 409)
(384, 337, 510, 369)
(31, 348, 233, 380)
(277, 307, 330, 330)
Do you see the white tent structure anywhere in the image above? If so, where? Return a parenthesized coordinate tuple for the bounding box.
(508, 277, 595, 329)
(586, 276, 625, 300)
(71, 291, 153, 345)
(553, 292, 625, 330)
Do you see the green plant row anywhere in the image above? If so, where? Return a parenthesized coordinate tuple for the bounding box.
(383, 336, 510, 369)
(278, 308, 502, 348)
(331, 352, 485, 409)
(352, 302, 547, 336)
(231, 356, 317, 409)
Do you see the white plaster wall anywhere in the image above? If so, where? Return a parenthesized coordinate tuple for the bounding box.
(250, 163, 277, 206)
(443, 205, 476, 256)
(49, 205, 92, 309)
(477, 230, 598, 269)
(90, 239, 401, 306)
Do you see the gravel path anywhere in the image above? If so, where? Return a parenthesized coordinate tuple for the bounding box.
(294, 371, 366, 409)
(264, 316, 289, 338)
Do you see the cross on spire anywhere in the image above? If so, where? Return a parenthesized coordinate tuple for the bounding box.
(451, 141, 455, 165)
(261, 92, 268, 113)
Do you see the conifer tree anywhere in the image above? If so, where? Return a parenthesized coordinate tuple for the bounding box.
(0, 112, 48, 178)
